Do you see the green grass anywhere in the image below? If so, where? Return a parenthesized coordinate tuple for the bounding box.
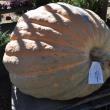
(0, 31, 10, 47)
(0, 31, 10, 62)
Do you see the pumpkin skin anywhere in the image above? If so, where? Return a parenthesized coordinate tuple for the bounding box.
(3, 2, 110, 100)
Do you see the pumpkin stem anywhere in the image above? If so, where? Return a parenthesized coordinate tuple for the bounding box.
(90, 47, 105, 62)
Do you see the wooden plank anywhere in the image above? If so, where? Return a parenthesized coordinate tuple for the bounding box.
(56, 87, 110, 110)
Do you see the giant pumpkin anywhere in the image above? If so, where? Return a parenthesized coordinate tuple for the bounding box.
(3, 2, 110, 100)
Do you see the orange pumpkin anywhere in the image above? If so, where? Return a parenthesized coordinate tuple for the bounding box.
(3, 2, 110, 100)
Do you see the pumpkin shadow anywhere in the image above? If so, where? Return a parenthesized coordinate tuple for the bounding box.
(11, 14, 44, 50)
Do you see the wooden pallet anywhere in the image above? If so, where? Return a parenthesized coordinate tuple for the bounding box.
(56, 84, 110, 110)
